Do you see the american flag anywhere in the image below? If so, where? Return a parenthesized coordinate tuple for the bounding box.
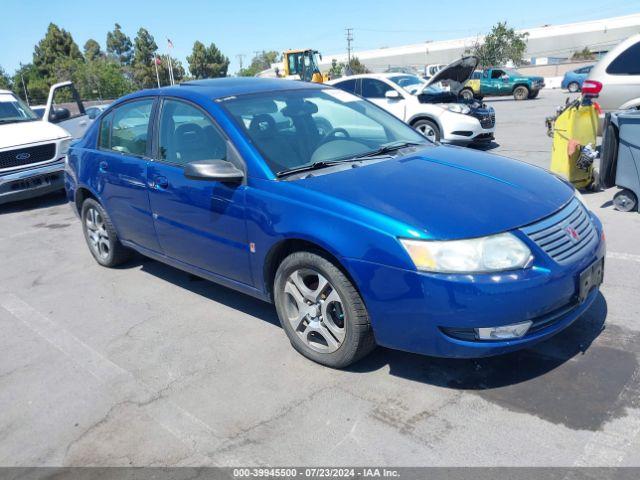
(167, 38, 174, 49)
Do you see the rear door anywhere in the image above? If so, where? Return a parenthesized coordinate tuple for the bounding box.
(95, 97, 161, 252)
(147, 97, 251, 284)
(45, 82, 90, 138)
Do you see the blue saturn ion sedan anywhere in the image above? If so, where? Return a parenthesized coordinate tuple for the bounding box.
(65, 78, 605, 368)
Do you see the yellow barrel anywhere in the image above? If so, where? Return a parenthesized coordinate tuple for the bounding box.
(550, 100, 599, 190)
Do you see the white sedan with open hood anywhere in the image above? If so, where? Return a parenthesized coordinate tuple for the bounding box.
(328, 56, 495, 145)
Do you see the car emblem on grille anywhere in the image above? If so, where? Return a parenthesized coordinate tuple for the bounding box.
(565, 226, 580, 243)
(15, 152, 31, 161)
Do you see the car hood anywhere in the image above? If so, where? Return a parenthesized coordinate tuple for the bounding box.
(0, 120, 70, 150)
(296, 146, 574, 240)
(423, 56, 479, 94)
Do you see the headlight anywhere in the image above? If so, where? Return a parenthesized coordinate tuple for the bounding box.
(447, 103, 470, 114)
(400, 233, 532, 273)
(574, 189, 587, 207)
(59, 138, 72, 156)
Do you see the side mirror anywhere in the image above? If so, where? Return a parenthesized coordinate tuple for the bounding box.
(50, 107, 71, 122)
(501, 74, 509, 81)
(385, 90, 402, 100)
(184, 160, 244, 183)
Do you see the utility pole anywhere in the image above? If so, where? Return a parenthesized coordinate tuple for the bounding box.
(236, 54, 246, 72)
(345, 28, 354, 67)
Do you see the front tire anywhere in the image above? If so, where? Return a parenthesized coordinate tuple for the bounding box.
(274, 251, 375, 368)
(81, 198, 131, 267)
(513, 85, 529, 101)
(413, 118, 441, 142)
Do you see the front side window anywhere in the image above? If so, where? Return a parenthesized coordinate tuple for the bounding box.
(607, 42, 640, 75)
(221, 88, 427, 175)
(0, 92, 38, 124)
(389, 75, 423, 92)
(361, 79, 394, 99)
(99, 98, 153, 156)
(158, 99, 227, 166)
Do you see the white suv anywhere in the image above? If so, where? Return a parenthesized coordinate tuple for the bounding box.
(327, 57, 495, 145)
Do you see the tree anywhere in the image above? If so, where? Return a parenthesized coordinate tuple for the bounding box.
(157, 54, 186, 85)
(468, 22, 529, 67)
(187, 41, 230, 79)
(348, 57, 369, 74)
(571, 47, 596, 61)
(74, 57, 134, 100)
(132, 28, 158, 88)
(84, 39, 103, 62)
(33, 23, 83, 79)
(106, 23, 133, 65)
(238, 50, 279, 76)
(0, 66, 11, 90)
(12, 63, 50, 104)
(328, 59, 343, 79)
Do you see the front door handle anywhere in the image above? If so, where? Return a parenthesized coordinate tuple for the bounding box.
(150, 175, 169, 189)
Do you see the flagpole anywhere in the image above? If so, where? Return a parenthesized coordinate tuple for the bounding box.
(167, 38, 175, 85)
(154, 56, 161, 88)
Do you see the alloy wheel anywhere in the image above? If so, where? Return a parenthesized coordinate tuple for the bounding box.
(417, 124, 437, 142)
(85, 207, 111, 260)
(282, 268, 346, 353)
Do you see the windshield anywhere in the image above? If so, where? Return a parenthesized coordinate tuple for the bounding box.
(389, 75, 424, 92)
(0, 92, 38, 124)
(220, 88, 428, 176)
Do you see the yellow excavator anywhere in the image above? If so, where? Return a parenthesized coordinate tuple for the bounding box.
(257, 49, 327, 83)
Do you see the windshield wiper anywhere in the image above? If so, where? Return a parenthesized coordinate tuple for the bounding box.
(353, 141, 427, 159)
(276, 156, 390, 178)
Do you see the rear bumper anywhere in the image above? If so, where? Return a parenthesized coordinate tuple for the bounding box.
(0, 160, 65, 205)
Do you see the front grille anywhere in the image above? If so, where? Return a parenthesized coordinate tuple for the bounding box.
(521, 198, 598, 265)
(0, 143, 56, 170)
(470, 109, 495, 129)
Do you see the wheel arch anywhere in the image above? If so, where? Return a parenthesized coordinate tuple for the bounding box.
(74, 185, 100, 215)
(512, 83, 530, 93)
(408, 114, 442, 132)
(263, 238, 359, 302)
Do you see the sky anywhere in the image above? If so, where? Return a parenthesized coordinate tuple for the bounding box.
(1, 0, 640, 76)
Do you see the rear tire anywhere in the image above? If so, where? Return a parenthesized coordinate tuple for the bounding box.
(413, 118, 441, 143)
(568, 82, 580, 93)
(513, 85, 529, 101)
(613, 189, 638, 213)
(274, 251, 375, 368)
(81, 198, 131, 267)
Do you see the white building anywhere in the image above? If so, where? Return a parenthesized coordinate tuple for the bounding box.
(319, 13, 640, 73)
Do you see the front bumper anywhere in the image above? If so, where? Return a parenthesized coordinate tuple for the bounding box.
(0, 159, 65, 205)
(440, 110, 495, 145)
(343, 215, 605, 358)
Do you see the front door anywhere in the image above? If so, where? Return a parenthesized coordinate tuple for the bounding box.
(360, 78, 406, 120)
(147, 98, 252, 284)
(95, 97, 160, 252)
(45, 82, 90, 139)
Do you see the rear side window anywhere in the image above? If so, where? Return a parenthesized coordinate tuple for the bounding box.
(606, 42, 640, 75)
(99, 98, 154, 156)
(333, 79, 357, 94)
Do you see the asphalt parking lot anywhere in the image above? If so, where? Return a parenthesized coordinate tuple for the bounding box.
(1, 89, 640, 467)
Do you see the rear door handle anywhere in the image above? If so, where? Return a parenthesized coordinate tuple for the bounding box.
(98, 161, 108, 172)
(150, 175, 169, 189)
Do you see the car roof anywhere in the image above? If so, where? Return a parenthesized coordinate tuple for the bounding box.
(328, 73, 417, 84)
(0, 89, 14, 95)
(152, 77, 326, 99)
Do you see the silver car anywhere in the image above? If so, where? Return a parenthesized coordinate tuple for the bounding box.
(587, 33, 640, 128)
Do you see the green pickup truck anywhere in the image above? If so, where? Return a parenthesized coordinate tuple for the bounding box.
(460, 68, 545, 101)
